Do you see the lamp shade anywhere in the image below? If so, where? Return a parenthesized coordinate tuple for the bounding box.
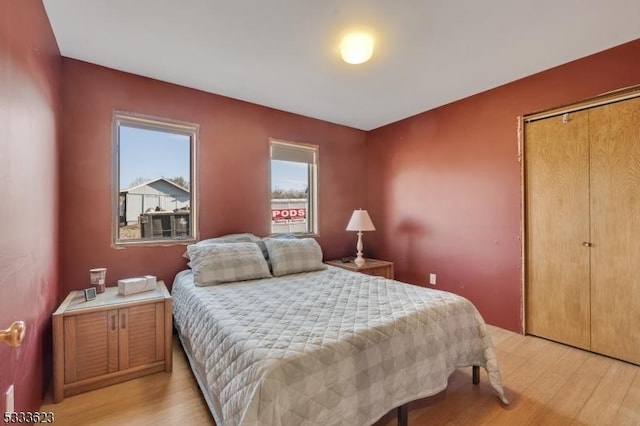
(346, 209, 376, 231)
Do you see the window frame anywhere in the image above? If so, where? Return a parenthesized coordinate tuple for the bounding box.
(269, 138, 319, 236)
(112, 112, 198, 247)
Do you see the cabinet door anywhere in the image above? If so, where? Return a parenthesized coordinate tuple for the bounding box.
(64, 310, 119, 383)
(525, 110, 591, 350)
(589, 97, 640, 364)
(118, 303, 165, 370)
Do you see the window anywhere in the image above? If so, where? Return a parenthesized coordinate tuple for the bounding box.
(113, 112, 197, 245)
(270, 139, 318, 235)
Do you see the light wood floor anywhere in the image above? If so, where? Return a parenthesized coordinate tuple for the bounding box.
(41, 326, 640, 425)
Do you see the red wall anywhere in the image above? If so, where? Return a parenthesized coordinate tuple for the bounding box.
(366, 39, 640, 332)
(60, 59, 367, 295)
(0, 0, 61, 414)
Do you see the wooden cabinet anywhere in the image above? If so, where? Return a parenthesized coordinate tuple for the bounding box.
(53, 282, 172, 402)
(525, 94, 640, 365)
(325, 258, 394, 279)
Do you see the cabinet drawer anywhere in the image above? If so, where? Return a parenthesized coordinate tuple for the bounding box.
(362, 267, 387, 278)
(325, 259, 394, 279)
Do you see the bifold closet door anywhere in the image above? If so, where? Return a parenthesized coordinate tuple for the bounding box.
(589, 97, 640, 365)
(525, 110, 591, 350)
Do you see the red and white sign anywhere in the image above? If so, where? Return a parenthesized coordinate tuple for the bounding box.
(272, 208, 306, 224)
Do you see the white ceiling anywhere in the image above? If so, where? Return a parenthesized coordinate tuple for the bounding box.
(43, 0, 640, 131)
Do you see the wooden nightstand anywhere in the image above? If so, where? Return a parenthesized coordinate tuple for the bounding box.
(325, 258, 394, 279)
(52, 281, 172, 403)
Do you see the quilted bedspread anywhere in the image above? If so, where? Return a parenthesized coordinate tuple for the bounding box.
(172, 266, 507, 426)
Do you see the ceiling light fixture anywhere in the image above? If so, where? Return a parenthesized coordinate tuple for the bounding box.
(340, 33, 375, 64)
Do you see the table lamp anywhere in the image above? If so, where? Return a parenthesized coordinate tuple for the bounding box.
(346, 209, 376, 267)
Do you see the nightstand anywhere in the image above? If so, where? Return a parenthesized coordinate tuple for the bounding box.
(52, 281, 172, 402)
(325, 258, 394, 279)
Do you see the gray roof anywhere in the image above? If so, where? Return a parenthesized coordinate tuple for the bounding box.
(119, 177, 189, 195)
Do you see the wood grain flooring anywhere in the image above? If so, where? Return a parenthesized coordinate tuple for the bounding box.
(41, 326, 640, 425)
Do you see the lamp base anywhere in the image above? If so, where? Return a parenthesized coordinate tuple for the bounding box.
(353, 230, 366, 268)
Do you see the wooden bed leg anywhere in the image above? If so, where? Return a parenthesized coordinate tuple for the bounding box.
(472, 365, 480, 385)
(397, 403, 408, 426)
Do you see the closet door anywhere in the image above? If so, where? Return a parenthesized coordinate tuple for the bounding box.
(525, 110, 591, 350)
(589, 97, 640, 364)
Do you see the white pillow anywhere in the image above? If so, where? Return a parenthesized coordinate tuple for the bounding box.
(258, 233, 297, 270)
(264, 238, 327, 277)
(187, 242, 272, 286)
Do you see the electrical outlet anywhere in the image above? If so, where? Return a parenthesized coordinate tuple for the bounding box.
(5, 384, 14, 413)
(429, 273, 437, 285)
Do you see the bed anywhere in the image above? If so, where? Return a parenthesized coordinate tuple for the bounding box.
(172, 237, 507, 426)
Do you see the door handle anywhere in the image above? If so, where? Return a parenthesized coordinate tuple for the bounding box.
(582, 242, 592, 247)
(0, 321, 26, 347)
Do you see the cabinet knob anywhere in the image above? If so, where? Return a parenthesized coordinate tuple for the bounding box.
(582, 241, 592, 247)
